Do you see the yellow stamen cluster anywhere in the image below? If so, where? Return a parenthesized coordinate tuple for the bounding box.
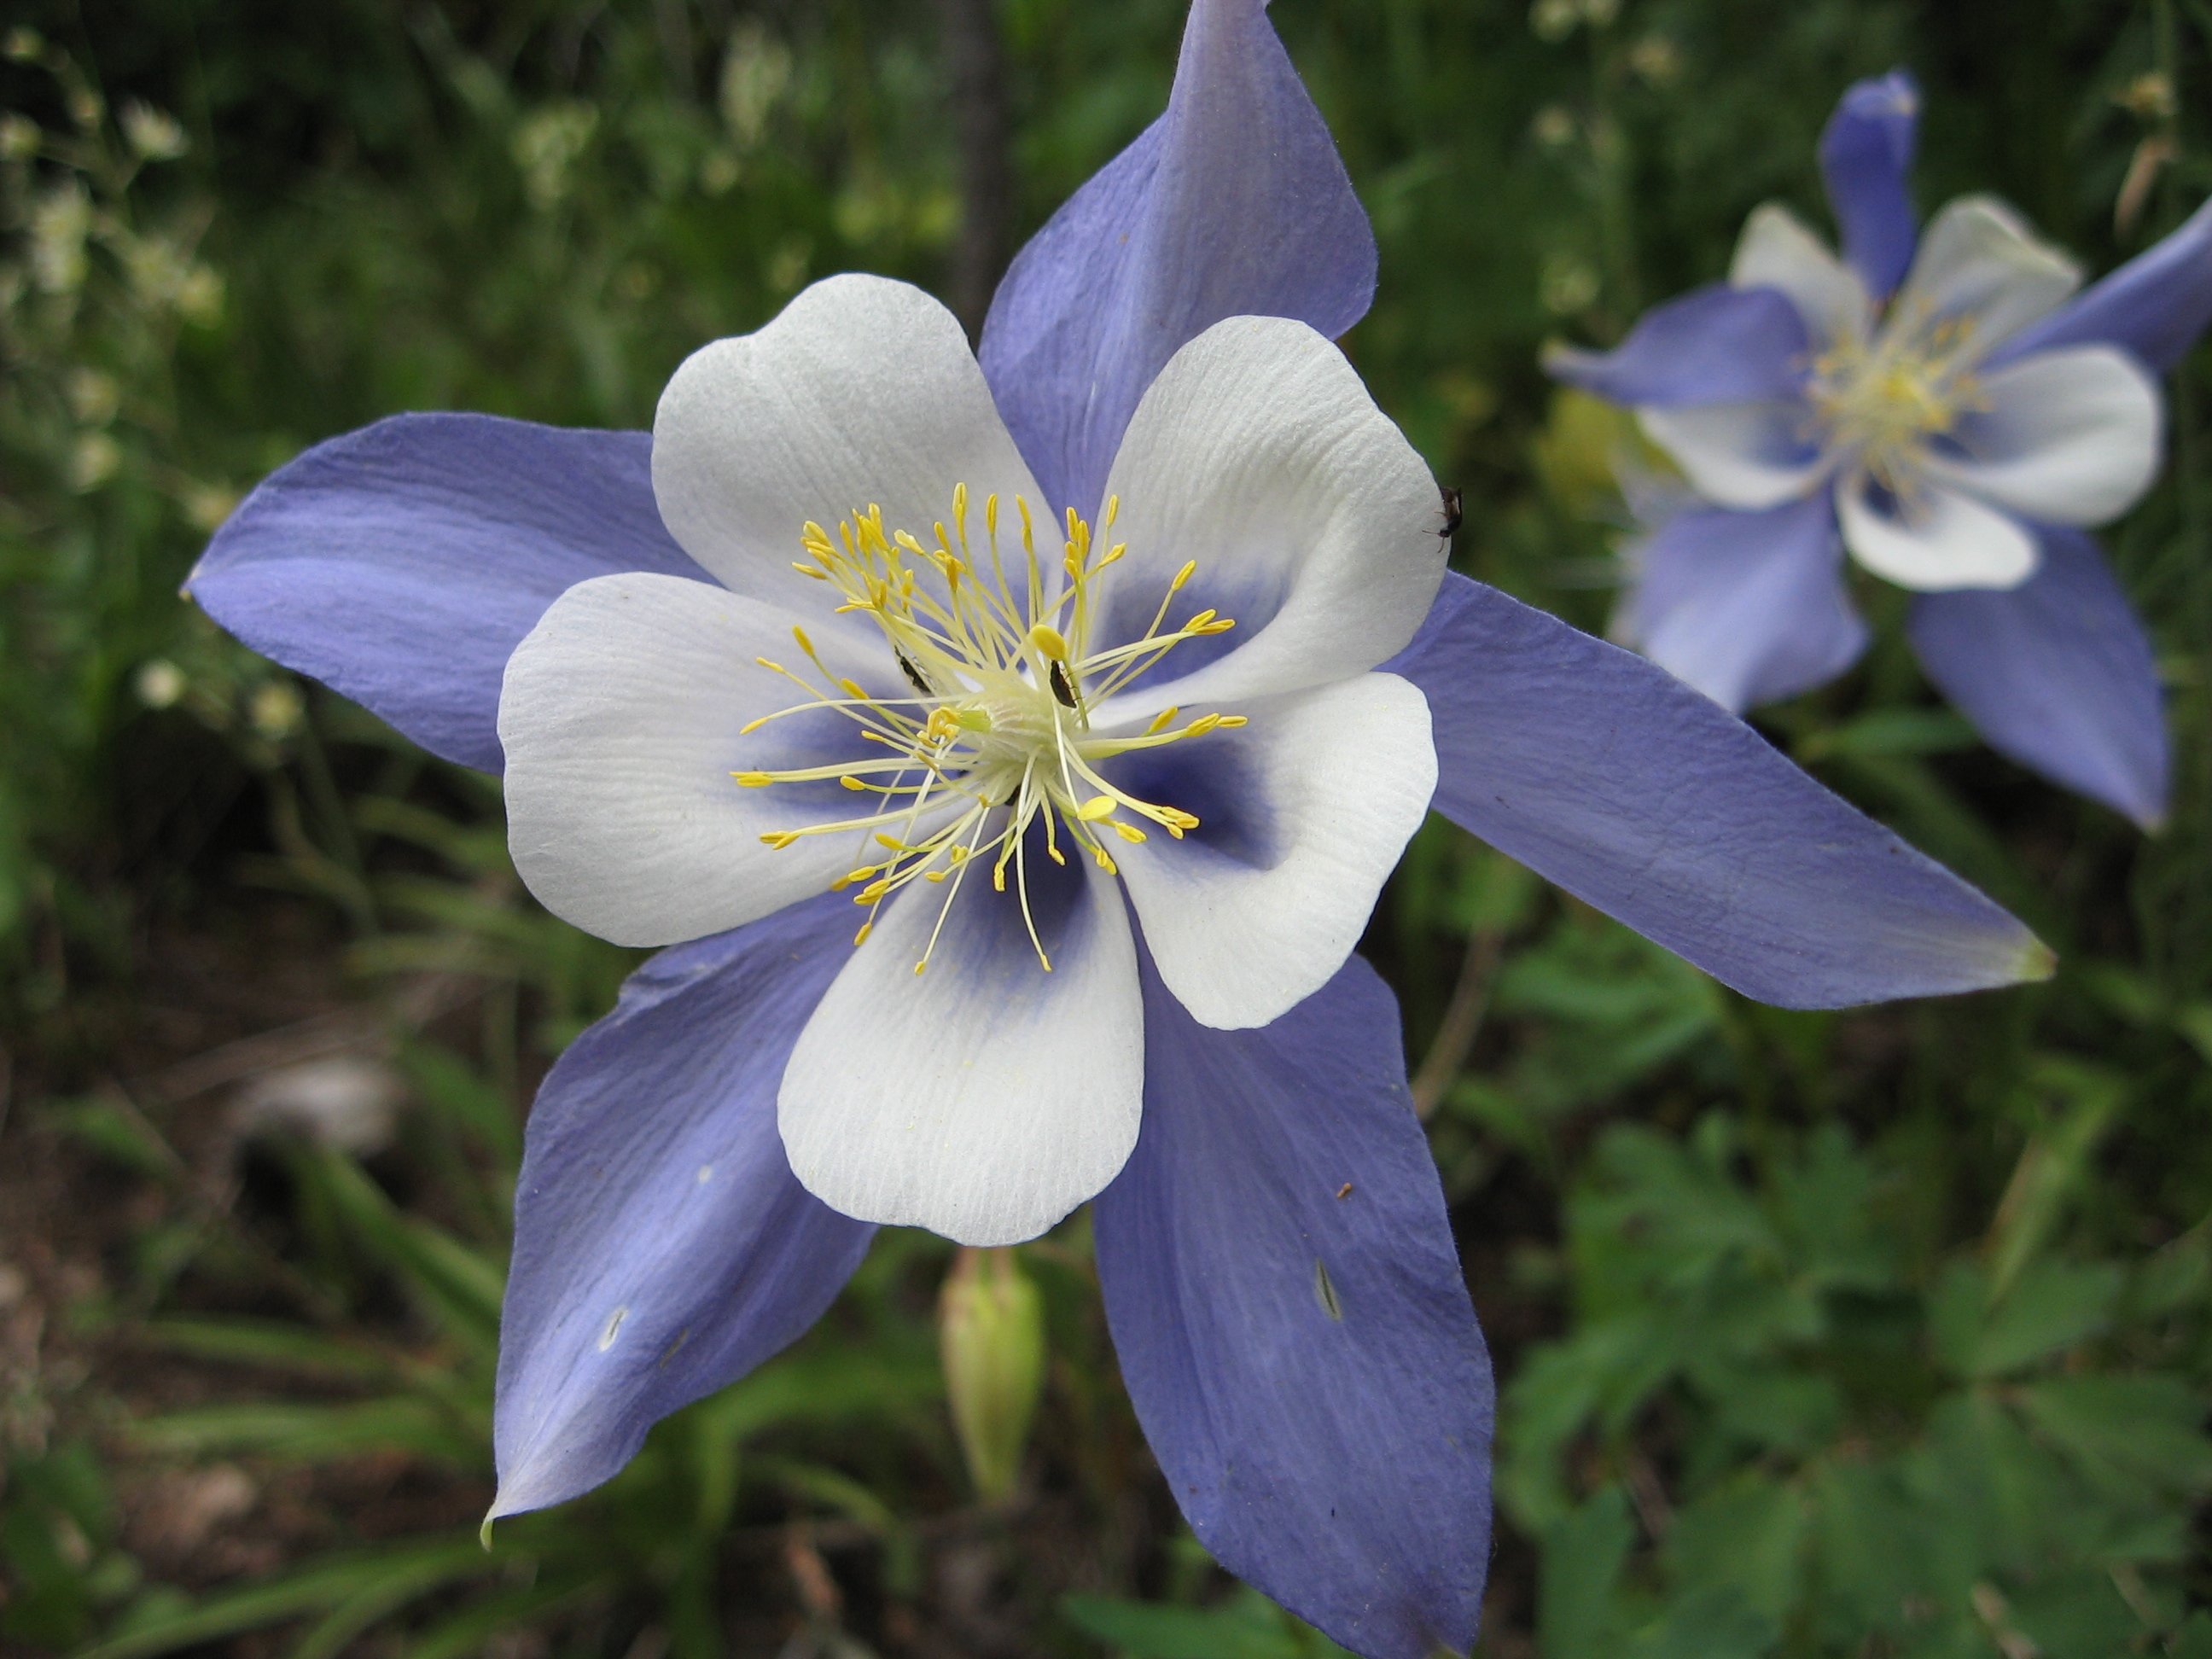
(734, 486, 1244, 974)
(1807, 305, 1990, 499)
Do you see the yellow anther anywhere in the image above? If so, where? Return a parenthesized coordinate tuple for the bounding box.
(1100, 542, 1126, 568)
(1171, 559, 1197, 591)
(1113, 821, 1147, 843)
(1146, 706, 1180, 735)
(1029, 624, 1070, 661)
(1092, 847, 1118, 874)
(734, 771, 775, 787)
(755, 656, 785, 673)
(1076, 795, 1117, 822)
(1103, 494, 1121, 531)
(874, 832, 905, 851)
(1184, 608, 1217, 632)
(793, 626, 815, 655)
(793, 562, 830, 579)
(761, 831, 800, 849)
(739, 717, 768, 735)
(853, 922, 873, 946)
(839, 678, 870, 700)
(839, 775, 868, 791)
(845, 866, 880, 884)
(1215, 714, 1249, 729)
(985, 492, 998, 534)
(1187, 713, 1222, 736)
(855, 880, 891, 903)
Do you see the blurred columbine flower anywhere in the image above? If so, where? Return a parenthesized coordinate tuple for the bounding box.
(187, 13, 2048, 1658)
(1549, 70, 2212, 829)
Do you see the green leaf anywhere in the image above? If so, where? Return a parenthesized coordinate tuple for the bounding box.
(77, 1540, 488, 1659)
(1061, 1589, 1351, 1659)
(1540, 1486, 1634, 1659)
(1966, 1260, 2123, 1378)
(2017, 1376, 2212, 1497)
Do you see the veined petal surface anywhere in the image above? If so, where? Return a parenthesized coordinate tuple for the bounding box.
(492, 898, 876, 1519)
(1623, 494, 1867, 712)
(186, 415, 703, 773)
(1088, 316, 1444, 714)
(1544, 283, 1812, 407)
(978, 0, 1376, 519)
(1921, 346, 2162, 527)
(1990, 194, 2212, 375)
(1094, 953, 1493, 1659)
(1818, 70, 1922, 300)
(498, 571, 930, 948)
(778, 854, 1143, 1247)
(654, 275, 1044, 621)
(1390, 573, 2052, 1008)
(1112, 673, 1435, 1031)
(1909, 525, 2169, 829)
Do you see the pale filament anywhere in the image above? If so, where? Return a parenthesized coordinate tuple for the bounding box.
(733, 486, 1245, 975)
(1805, 300, 1993, 504)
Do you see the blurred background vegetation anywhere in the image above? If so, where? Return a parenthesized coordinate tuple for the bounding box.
(2, 0, 2209, 1654)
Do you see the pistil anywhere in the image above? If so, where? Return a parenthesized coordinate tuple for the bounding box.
(734, 486, 1243, 973)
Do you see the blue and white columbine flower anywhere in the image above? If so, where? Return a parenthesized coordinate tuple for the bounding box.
(1551, 70, 2212, 830)
(187, 16, 2048, 1658)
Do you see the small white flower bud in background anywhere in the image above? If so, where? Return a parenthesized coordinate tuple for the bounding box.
(249, 680, 306, 741)
(121, 100, 189, 162)
(135, 659, 187, 709)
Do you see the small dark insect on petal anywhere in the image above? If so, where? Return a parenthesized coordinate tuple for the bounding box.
(895, 651, 933, 696)
(1439, 486, 1464, 542)
(1049, 660, 1079, 708)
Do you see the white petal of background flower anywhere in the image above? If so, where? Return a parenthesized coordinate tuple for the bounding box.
(1083, 316, 1445, 721)
(1920, 345, 2163, 527)
(1837, 469, 2038, 591)
(1112, 673, 1435, 1031)
(1731, 202, 1872, 346)
(1895, 195, 2082, 348)
(778, 861, 1144, 1247)
(1638, 401, 1829, 510)
(653, 274, 1045, 622)
(500, 572, 935, 947)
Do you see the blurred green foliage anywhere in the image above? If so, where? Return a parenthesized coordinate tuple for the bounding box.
(3, 0, 2209, 1655)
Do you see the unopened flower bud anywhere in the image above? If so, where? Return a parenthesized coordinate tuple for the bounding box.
(938, 1247, 1045, 1503)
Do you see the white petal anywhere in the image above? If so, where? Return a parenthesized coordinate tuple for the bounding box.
(779, 860, 1143, 1247)
(1113, 673, 1435, 1031)
(1731, 202, 1871, 346)
(1921, 346, 2163, 526)
(1082, 316, 1444, 719)
(1637, 401, 1829, 510)
(652, 274, 1045, 618)
(498, 572, 937, 947)
(1837, 471, 2039, 591)
(1892, 195, 2082, 349)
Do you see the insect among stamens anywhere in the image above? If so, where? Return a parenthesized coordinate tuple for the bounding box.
(895, 649, 932, 696)
(1438, 486, 1463, 543)
(1048, 659, 1079, 709)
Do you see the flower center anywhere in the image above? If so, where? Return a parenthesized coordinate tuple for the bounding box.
(1807, 306, 1988, 497)
(734, 486, 1243, 974)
